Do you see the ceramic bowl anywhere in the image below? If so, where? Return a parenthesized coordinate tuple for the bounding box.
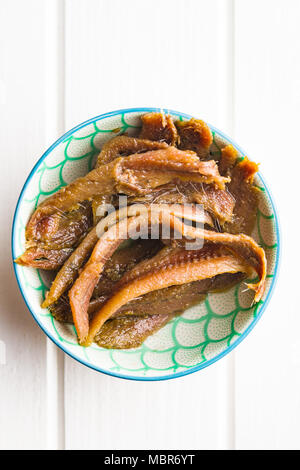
(11, 108, 280, 380)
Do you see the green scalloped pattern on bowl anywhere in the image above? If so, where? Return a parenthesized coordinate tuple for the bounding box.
(11, 108, 280, 380)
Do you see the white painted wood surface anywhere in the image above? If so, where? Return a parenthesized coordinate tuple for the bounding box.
(0, 0, 299, 450)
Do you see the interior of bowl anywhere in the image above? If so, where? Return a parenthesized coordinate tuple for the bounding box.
(12, 108, 280, 380)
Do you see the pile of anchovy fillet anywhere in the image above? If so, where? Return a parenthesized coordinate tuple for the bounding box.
(15, 113, 266, 349)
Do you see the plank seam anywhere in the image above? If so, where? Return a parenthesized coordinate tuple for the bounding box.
(44, 0, 66, 451)
(216, 0, 236, 450)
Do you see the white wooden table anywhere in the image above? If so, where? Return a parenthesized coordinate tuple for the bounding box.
(1, 0, 299, 450)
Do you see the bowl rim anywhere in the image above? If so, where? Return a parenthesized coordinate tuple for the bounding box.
(11, 107, 281, 381)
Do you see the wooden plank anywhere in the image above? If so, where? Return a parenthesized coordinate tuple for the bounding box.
(0, 0, 49, 450)
(64, 0, 236, 450)
(64, 0, 224, 127)
(234, 0, 300, 450)
(65, 359, 230, 450)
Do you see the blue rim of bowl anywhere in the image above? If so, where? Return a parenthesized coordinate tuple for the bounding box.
(11, 107, 281, 381)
